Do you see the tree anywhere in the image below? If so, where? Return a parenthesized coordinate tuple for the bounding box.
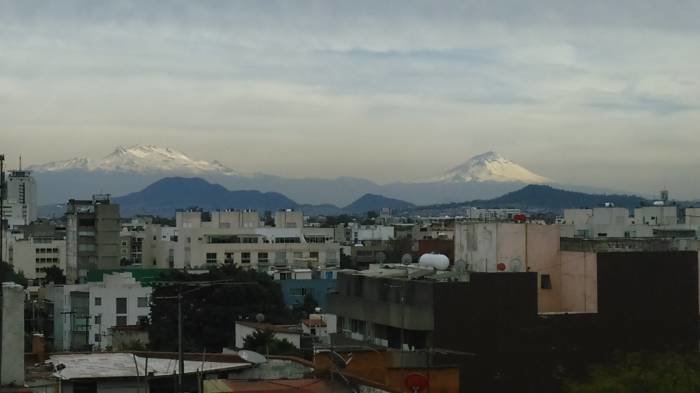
(0, 261, 27, 287)
(41, 265, 66, 284)
(243, 329, 301, 357)
(566, 352, 700, 393)
(149, 265, 293, 353)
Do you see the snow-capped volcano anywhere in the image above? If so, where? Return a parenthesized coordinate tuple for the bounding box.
(434, 151, 551, 184)
(29, 145, 238, 175)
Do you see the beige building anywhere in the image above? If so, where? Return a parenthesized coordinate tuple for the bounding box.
(173, 210, 340, 270)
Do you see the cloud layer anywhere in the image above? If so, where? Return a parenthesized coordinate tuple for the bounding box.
(1, 1, 699, 197)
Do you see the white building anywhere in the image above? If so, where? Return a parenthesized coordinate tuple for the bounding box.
(8, 236, 67, 280)
(45, 272, 151, 351)
(274, 209, 304, 228)
(173, 211, 340, 270)
(89, 273, 152, 350)
(634, 205, 678, 226)
(2, 170, 38, 228)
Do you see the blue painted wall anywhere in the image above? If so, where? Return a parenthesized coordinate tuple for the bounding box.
(278, 279, 337, 310)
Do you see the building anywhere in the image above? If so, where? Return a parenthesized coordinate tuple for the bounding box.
(1, 282, 25, 386)
(274, 209, 304, 229)
(329, 266, 537, 352)
(235, 321, 303, 349)
(49, 352, 249, 393)
(66, 195, 121, 282)
(464, 207, 522, 221)
(8, 235, 67, 280)
(43, 272, 151, 351)
(89, 272, 152, 350)
(173, 210, 340, 270)
(1, 169, 37, 228)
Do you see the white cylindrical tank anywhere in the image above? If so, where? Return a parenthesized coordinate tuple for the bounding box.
(418, 253, 450, 271)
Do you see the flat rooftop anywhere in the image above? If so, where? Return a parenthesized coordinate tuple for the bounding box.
(49, 353, 250, 380)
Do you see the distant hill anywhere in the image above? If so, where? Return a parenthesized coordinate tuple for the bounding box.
(419, 184, 653, 213)
(112, 177, 298, 217)
(344, 193, 415, 214)
(38, 177, 418, 218)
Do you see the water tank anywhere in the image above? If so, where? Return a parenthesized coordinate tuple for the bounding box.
(418, 253, 450, 271)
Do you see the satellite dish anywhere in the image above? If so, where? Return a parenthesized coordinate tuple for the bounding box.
(255, 313, 265, 322)
(401, 254, 413, 265)
(238, 350, 267, 365)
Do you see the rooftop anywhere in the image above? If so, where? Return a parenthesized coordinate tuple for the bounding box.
(49, 353, 249, 380)
(236, 321, 302, 335)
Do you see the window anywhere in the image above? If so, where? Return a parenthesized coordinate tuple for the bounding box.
(94, 315, 101, 325)
(275, 237, 301, 244)
(224, 252, 234, 264)
(94, 334, 101, 343)
(351, 319, 366, 335)
(310, 252, 319, 260)
(116, 316, 127, 326)
(258, 252, 269, 264)
(206, 252, 217, 264)
(291, 287, 310, 296)
(280, 272, 292, 280)
(541, 274, 552, 290)
(94, 297, 102, 306)
(242, 237, 258, 244)
(241, 252, 251, 264)
(116, 298, 127, 314)
(137, 297, 148, 308)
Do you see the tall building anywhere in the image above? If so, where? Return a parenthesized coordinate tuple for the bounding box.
(66, 195, 121, 283)
(1, 170, 37, 228)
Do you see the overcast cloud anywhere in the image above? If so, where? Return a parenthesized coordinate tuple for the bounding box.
(1, 1, 699, 197)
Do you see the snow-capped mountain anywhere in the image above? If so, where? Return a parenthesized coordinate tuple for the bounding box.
(434, 151, 551, 184)
(29, 145, 238, 175)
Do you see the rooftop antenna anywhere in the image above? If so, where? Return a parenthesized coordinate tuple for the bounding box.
(18, 155, 22, 171)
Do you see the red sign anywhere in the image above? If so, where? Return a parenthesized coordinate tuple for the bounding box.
(404, 373, 429, 392)
(496, 262, 507, 271)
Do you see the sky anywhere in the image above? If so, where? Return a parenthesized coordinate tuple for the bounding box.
(1, 1, 700, 197)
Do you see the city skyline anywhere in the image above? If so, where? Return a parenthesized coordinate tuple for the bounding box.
(1, 1, 700, 197)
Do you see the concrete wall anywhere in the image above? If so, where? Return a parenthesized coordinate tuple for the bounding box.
(1, 282, 25, 386)
(560, 251, 598, 312)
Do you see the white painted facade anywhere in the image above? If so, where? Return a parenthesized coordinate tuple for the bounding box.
(45, 273, 151, 351)
(2, 170, 38, 228)
(634, 205, 678, 226)
(89, 273, 152, 350)
(8, 237, 66, 280)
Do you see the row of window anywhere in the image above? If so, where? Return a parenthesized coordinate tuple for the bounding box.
(36, 257, 59, 263)
(94, 296, 149, 311)
(35, 248, 60, 254)
(206, 251, 326, 264)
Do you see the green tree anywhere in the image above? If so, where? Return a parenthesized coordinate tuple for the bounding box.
(0, 261, 27, 287)
(566, 352, 700, 393)
(149, 265, 293, 353)
(243, 329, 301, 356)
(41, 265, 66, 284)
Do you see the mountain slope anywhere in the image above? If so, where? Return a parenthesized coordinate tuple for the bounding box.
(434, 151, 551, 184)
(112, 177, 297, 216)
(30, 145, 237, 175)
(343, 193, 415, 214)
(419, 184, 651, 212)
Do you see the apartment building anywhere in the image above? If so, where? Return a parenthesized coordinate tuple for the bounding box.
(1, 169, 37, 228)
(43, 272, 151, 351)
(66, 195, 121, 282)
(173, 210, 340, 270)
(6, 219, 67, 281)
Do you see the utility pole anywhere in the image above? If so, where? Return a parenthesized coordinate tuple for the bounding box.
(177, 285, 183, 392)
(0, 154, 5, 266)
(152, 279, 259, 393)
